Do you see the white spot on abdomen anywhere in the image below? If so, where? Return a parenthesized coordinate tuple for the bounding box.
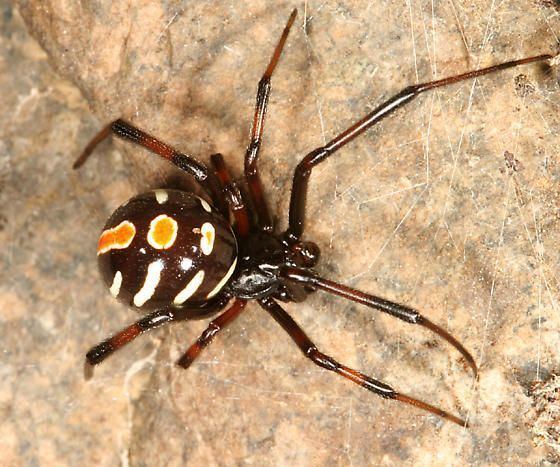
(200, 222, 215, 255)
(134, 260, 164, 307)
(154, 189, 168, 204)
(199, 197, 212, 212)
(174, 270, 205, 305)
(109, 271, 122, 298)
(180, 257, 193, 271)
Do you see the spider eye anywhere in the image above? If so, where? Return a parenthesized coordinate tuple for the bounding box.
(291, 241, 320, 268)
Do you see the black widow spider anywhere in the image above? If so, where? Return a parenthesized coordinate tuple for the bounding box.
(76, 9, 555, 427)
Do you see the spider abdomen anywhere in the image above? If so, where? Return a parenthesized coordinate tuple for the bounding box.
(97, 189, 238, 310)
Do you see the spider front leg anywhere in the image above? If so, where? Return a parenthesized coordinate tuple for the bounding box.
(280, 266, 477, 378)
(244, 9, 297, 232)
(285, 53, 554, 242)
(74, 119, 228, 214)
(259, 297, 468, 427)
(211, 153, 250, 237)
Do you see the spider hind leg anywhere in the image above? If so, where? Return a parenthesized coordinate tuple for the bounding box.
(259, 297, 468, 427)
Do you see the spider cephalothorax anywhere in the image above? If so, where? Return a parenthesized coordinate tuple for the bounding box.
(78, 8, 555, 426)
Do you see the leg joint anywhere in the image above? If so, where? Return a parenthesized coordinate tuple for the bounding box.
(306, 346, 338, 372)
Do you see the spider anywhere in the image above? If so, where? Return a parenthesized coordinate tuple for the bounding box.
(76, 9, 554, 427)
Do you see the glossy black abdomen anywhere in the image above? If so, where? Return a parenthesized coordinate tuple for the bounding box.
(97, 189, 238, 310)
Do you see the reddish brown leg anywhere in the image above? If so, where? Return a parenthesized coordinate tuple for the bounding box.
(259, 297, 468, 427)
(85, 308, 176, 379)
(73, 122, 112, 169)
(74, 119, 228, 214)
(177, 299, 247, 368)
(280, 266, 477, 378)
(285, 53, 554, 242)
(244, 9, 297, 232)
(84, 295, 230, 378)
(211, 153, 250, 237)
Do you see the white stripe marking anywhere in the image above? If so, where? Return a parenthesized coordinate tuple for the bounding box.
(109, 271, 122, 298)
(206, 257, 237, 299)
(199, 198, 212, 212)
(174, 270, 205, 305)
(133, 260, 164, 307)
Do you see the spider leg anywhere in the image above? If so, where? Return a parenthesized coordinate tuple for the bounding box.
(259, 296, 468, 427)
(176, 299, 247, 368)
(285, 53, 554, 242)
(211, 153, 250, 237)
(74, 119, 227, 214)
(85, 308, 179, 379)
(280, 266, 477, 378)
(244, 9, 297, 232)
(73, 122, 112, 168)
(84, 295, 230, 378)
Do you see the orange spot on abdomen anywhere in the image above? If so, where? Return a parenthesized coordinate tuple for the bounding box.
(97, 221, 136, 255)
(147, 215, 178, 250)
